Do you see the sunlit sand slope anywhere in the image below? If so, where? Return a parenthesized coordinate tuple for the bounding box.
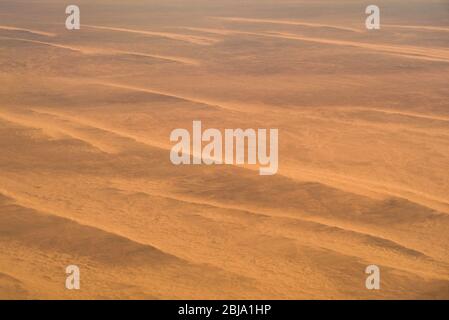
(0, 0, 448, 299)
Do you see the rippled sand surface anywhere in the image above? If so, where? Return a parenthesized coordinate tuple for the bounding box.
(0, 0, 448, 299)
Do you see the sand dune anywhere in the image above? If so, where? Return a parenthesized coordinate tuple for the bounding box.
(211, 30, 449, 63)
(281, 165, 449, 215)
(84, 25, 220, 45)
(0, 194, 180, 266)
(0, 25, 55, 37)
(6, 105, 448, 215)
(33, 104, 449, 215)
(385, 24, 449, 32)
(263, 32, 449, 62)
(1, 0, 448, 300)
(217, 17, 449, 34)
(0, 109, 121, 153)
(182, 27, 449, 62)
(342, 107, 449, 123)
(0, 37, 198, 65)
(90, 81, 245, 112)
(28, 108, 169, 150)
(0, 193, 259, 299)
(0, 272, 29, 300)
(181, 27, 235, 35)
(113, 51, 200, 65)
(0, 37, 83, 53)
(215, 17, 362, 33)
(86, 48, 200, 65)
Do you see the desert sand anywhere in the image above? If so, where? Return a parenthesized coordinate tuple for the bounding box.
(0, 0, 448, 299)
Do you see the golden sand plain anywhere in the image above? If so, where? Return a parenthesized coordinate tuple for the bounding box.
(0, 0, 448, 299)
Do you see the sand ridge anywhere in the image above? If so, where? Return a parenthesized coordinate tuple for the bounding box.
(215, 17, 363, 33)
(0, 25, 56, 37)
(84, 24, 221, 45)
(0, 0, 448, 300)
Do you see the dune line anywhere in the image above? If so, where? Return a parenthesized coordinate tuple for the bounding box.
(3, 108, 448, 269)
(27, 108, 170, 150)
(215, 17, 362, 33)
(84, 24, 220, 45)
(385, 24, 449, 32)
(0, 110, 119, 153)
(283, 164, 449, 215)
(80, 47, 201, 66)
(178, 27, 449, 63)
(0, 36, 83, 52)
(112, 50, 200, 65)
(260, 32, 449, 63)
(18, 108, 169, 154)
(216, 17, 449, 34)
(136, 194, 449, 278)
(0, 25, 55, 37)
(0, 191, 183, 265)
(112, 183, 447, 269)
(89, 81, 242, 112)
(343, 107, 449, 123)
(27, 107, 449, 214)
(11, 105, 448, 216)
(0, 272, 22, 284)
(3, 177, 439, 274)
(181, 27, 235, 35)
(28, 108, 231, 165)
(0, 36, 199, 65)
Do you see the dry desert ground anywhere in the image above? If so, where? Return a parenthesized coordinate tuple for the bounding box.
(0, 0, 449, 299)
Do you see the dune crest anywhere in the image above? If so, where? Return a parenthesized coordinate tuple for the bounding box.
(0, 25, 55, 37)
(84, 25, 220, 45)
(215, 17, 362, 33)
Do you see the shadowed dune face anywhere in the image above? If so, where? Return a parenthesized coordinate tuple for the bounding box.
(0, 0, 449, 299)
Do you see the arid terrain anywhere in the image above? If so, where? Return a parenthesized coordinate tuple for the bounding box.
(0, 0, 448, 299)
